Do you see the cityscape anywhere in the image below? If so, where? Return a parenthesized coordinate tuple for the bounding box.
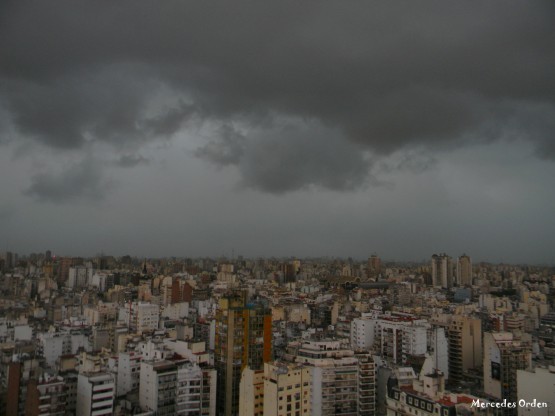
(1, 1, 555, 416)
(0, 252, 554, 415)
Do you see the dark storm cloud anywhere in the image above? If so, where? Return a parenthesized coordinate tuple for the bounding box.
(194, 124, 246, 167)
(1, 1, 554, 193)
(116, 154, 150, 168)
(24, 159, 112, 203)
(195, 121, 375, 192)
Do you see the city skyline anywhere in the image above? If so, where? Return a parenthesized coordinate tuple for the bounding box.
(1, 2, 554, 263)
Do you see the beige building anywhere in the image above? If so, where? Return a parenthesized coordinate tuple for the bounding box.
(239, 366, 265, 416)
(448, 315, 482, 383)
(263, 362, 311, 416)
(456, 254, 472, 286)
(517, 365, 555, 416)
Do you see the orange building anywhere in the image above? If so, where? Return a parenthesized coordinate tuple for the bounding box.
(215, 293, 272, 416)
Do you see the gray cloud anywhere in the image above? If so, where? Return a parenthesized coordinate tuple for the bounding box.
(116, 154, 150, 168)
(194, 124, 246, 167)
(24, 159, 112, 203)
(1, 1, 554, 193)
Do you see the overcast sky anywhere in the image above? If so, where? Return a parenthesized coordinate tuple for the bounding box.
(1, 1, 554, 263)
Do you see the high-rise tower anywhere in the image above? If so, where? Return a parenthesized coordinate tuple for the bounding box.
(456, 254, 472, 286)
(367, 254, 381, 279)
(431, 253, 453, 288)
(215, 293, 272, 416)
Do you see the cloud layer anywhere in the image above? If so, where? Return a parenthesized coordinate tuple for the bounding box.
(1, 1, 554, 197)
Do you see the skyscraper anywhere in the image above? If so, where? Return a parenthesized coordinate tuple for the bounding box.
(367, 255, 381, 279)
(215, 293, 272, 416)
(431, 253, 453, 288)
(456, 254, 472, 286)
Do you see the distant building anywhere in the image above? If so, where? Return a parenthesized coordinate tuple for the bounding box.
(367, 255, 381, 279)
(118, 302, 160, 334)
(457, 254, 472, 286)
(431, 254, 453, 288)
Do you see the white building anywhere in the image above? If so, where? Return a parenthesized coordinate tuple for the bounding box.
(67, 266, 94, 288)
(374, 317, 429, 364)
(162, 301, 190, 320)
(296, 340, 376, 416)
(431, 254, 453, 288)
(116, 351, 142, 396)
(118, 302, 160, 334)
(351, 318, 376, 350)
(76, 372, 115, 416)
(140, 358, 216, 415)
(39, 331, 91, 368)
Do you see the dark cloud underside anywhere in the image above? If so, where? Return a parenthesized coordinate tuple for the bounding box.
(0, 1, 554, 195)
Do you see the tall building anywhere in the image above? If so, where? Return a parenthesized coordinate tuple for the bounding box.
(67, 265, 93, 289)
(215, 294, 272, 416)
(483, 332, 531, 413)
(0, 251, 14, 272)
(5, 355, 41, 416)
(57, 257, 73, 286)
(367, 255, 381, 279)
(456, 254, 472, 286)
(430, 254, 453, 288)
(76, 372, 115, 416)
(447, 316, 482, 384)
